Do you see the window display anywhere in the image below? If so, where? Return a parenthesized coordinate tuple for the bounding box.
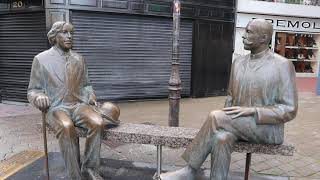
(274, 32, 320, 76)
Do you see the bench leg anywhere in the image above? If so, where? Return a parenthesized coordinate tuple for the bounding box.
(244, 153, 252, 180)
(154, 145, 162, 180)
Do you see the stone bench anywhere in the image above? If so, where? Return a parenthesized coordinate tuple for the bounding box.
(103, 123, 294, 180)
(43, 122, 295, 180)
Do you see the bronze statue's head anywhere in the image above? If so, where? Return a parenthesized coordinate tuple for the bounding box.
(47, 21, 74, 52)
(242, 19, 273, 54)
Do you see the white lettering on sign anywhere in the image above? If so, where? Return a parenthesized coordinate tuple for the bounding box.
(12, 0, 24, 8)
(237, 13, 320, 32)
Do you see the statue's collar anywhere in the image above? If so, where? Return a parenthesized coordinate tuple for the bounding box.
(250, 48, 270, 60)
(53, 46, 71, 57)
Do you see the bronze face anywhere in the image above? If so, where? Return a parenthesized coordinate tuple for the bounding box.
(55, 23, 74, 52)
(242, 22, 262, 51)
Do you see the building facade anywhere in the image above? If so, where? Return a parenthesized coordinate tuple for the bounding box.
(0, 0, 235, 102)
(235, 0, 320, 92)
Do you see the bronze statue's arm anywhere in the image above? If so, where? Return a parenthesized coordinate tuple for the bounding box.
(224, 59, 235, 108)
(81, 58, 97, 105)
(255, 60, 298, 125)
(27, 57, 50, 110)
(27, 57, 45, 105)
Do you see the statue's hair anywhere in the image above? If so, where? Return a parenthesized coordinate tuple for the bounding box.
(248, 19, 273, 44)
(47, 21, 67, 45)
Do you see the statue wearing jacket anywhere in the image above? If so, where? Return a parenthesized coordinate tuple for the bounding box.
(160, 19, 298, 180)
(28, 21, 103, 180)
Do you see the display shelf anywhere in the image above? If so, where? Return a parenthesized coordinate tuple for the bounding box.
(273, 31, 320, 77)
(294, 72, 317, 77)
(285, 46, 318, 50)
(288, 59, 318, 62)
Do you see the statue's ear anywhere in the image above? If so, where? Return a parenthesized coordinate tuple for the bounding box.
(260, 34, 269, 44)
(49, 37, 56, 45)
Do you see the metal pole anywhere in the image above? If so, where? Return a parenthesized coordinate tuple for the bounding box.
(42, 111, 50, 180)
(168, 0, 181, 127)
(154, 145, 162, 180)
(244, 153, 252, 180)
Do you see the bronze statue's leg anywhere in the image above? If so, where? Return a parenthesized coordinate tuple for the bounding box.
(182, 110, 237, 180)
(210, 131, 236, 180)
(73, 104, 104, 170)
(181, 117, 214, 169)
(50, 110, 81, 180)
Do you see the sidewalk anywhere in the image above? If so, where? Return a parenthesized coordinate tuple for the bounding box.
(0, 92, 320, 179)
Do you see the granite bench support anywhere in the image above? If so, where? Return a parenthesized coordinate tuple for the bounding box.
(42, 122, 295, 180)
(103, 123, 295, 180)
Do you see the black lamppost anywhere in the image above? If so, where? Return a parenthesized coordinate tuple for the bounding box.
(168, 0, 181, 127)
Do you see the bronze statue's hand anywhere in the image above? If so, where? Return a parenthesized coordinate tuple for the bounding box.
(35, 95, 50, 112)
(222, 106, 256, 119)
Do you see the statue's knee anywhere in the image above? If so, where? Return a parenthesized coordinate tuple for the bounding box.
(61, 119, 75, 131)
(53, 111, 75, 131)
(90, 115, 104, 129)
(208, 110, 219, 119)
(208, 110, 224, 120)
(215, 132, 234, 145)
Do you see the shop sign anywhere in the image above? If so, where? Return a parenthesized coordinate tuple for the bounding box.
(237, 13, 320, 33)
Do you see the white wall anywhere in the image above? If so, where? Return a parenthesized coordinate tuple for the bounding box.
(237, 0, 320, 18)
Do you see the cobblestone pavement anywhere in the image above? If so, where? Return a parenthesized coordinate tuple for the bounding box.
(0, 92, 320, 179)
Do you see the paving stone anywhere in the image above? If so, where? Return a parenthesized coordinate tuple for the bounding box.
(277, 163, 296, 172)
(265, 158, 282, 167)
(286, 170, 301, 177)
(259, 167, 284, 176)
(251, 162, 272, 172)
(307, 172, 320, 179)
(1, 93, 320, 179)
(289, 159, 313, 169)
(293, 167, 319, 177)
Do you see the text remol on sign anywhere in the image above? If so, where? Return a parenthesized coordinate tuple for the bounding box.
(237, 13, 320, 33)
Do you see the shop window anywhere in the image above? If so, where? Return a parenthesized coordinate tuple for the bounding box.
(274, 32, 320, 76)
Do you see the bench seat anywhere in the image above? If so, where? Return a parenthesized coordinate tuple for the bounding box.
(103, 123, 294, 156)
(42, 122, 294, 180)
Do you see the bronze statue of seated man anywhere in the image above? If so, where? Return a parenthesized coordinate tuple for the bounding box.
(160, 19, 298, 180)
(27, 21, 117, 180)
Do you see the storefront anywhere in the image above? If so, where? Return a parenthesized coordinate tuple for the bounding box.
(0, 0, 47, 102)
(235, 13, 320, 78)
(0, 0, 236, 102)
(71, 11, 193, 100)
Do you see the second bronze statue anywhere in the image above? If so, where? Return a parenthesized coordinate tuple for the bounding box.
(160, 19, 298, 180)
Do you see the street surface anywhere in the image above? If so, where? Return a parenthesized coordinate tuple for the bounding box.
(0, 92, 320, 179)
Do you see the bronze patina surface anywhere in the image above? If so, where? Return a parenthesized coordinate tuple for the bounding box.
(28, 21, 103, 180)
(160, 19, 298, 180)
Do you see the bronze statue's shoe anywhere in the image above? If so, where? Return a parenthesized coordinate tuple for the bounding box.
(81, 168, 103, 180)
(160, 166, 196, 180)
